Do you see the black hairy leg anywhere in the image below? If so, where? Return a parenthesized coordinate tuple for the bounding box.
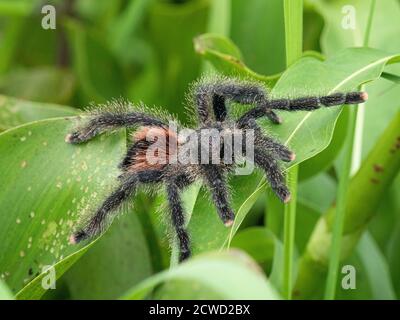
(193, 80, 282, 124)
(246, 119, 295, 163)
(70, 170, 163, 244)
(66, 111, 167, 144)
(119, 140, 151, 170)
(238, 91, 368, 127)
(166, 179, 191, 262)
(202, 165, 235, 226)
(253, 148, 290, 203)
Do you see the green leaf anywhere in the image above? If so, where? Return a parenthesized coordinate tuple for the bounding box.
(62, 211, 153, 300)
(0, 95, 77, 131)
(0, 279, 14, 300)
(298, 108, 349, 180)
(0, 118, 125, 296)
(231, 227, 275, 271)
(122, 250, 280, 300)
(16, 240, 98, 300)
(194, 33, 280, 86)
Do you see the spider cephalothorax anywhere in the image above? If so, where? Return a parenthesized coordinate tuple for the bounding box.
(66, 76, 367, 262)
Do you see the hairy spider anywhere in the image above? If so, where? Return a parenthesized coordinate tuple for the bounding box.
(66, 77, 367, 262)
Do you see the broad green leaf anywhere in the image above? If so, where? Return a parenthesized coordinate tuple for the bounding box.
(298, 107, 349, 180)
(0, 67, 76, 105)
(0, 118, 125, 296)
(231, 227, 275, 271)
(16, 239, 99, 300)
(0, 95, 77, 131)
(122, 250, 280, 300)
(62, 211, 153, 300)
(298, 172, 336, 213)
(194, 33, 280, 86)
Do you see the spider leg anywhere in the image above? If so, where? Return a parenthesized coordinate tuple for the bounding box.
(245, 119, 295, 162)
(66, 111, 167, 144)
(202, 165, 235, 226)
(118, 140, 150, 170)
(194, 80, 281, 124)
(253, 148, 291, 203)
(70, 169, 163, 244)
(166, 177, 192, 262)
(238, 91, 367, 125)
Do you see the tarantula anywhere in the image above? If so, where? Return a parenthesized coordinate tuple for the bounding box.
(66, 77, 367, 262)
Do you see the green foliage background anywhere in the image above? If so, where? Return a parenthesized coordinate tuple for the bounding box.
(0, 0, 399, 300)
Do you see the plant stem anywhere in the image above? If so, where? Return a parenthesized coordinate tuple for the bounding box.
(282, 167, 298, 299)
(202, 0, 231, 73)
(324, 0, 376, 299)
(282, 0, 303, 300)
(207, 0, 231, 36)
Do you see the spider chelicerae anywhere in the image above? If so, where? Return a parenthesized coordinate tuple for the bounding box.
(66, 76, 367, 262)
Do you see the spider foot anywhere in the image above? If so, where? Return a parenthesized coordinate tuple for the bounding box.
(224, 218, 234, 227)
(222, 209, 235, 227)
(280, 150, 296, 162)
(179, 250, 191, 262)
(69, 230, 88, 244)
(65, 131, 89, 144)
(276, 186, 291, 203)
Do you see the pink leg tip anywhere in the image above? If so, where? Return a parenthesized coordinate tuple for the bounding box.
(65, 134, 72, 143)
(224, 219, 234, 227)
(290, 152, 296, 161)
(283, 194, 291, 203)
(69, 234, 77, 245)
(361, 92, 368, 101)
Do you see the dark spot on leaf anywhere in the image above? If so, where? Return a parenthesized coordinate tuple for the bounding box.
(28, 268, 33, 276)
(370, 178, 380, 184)
(373, 164, 384, 173)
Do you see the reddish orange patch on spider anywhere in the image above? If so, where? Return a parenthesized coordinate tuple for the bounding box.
(128, 126, 179, 171)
